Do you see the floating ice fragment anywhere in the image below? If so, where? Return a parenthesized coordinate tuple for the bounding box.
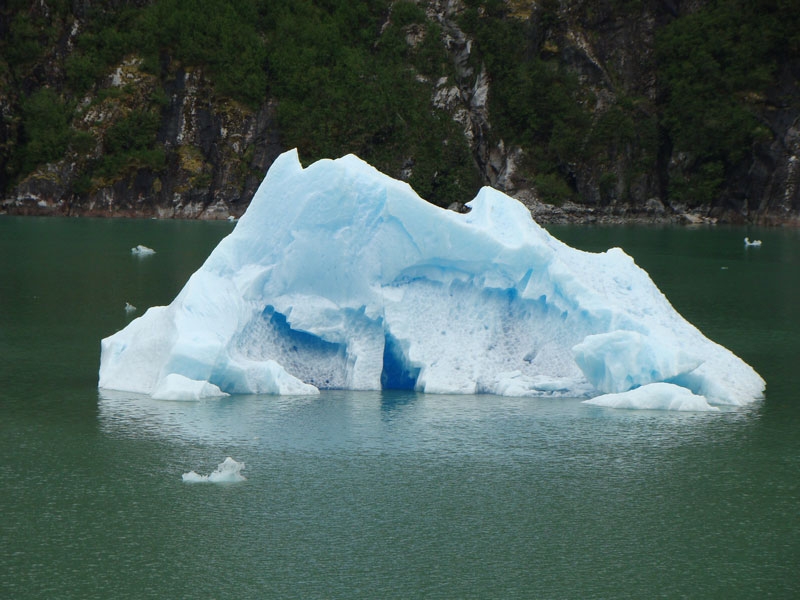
(124, 302, 136, 313)
(152, 373, 229, 400)
(744, 237, 762, 247)
(182, 457, 246, 483)
(131, 244, 156, 256)
(583, 382, 720, 412)
(99, 150, 765, 410)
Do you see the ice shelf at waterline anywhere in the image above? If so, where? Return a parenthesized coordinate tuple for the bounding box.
(98, 150, 764, 410)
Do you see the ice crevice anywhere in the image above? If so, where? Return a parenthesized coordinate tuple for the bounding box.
(98, 149, 765, 410)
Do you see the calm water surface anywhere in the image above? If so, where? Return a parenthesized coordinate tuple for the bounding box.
(1, 217, 798, 599)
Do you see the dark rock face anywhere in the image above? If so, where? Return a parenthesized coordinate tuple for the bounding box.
(742, 60, 800, 225)
(467, 0, 800, 225)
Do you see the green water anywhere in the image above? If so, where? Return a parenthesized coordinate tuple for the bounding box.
(1, 217, 798, 599)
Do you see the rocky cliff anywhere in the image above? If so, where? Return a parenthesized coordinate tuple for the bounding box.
(4, 56, 282, 219)
(2, 0, 798, 224)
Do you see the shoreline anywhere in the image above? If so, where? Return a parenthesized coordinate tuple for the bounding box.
(2, 195, 799, 227)
(518, 195, 800, 228)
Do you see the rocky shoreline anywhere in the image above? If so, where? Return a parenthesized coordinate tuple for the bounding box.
(515, 192, 800, 227)
(4, 190, 799, 227)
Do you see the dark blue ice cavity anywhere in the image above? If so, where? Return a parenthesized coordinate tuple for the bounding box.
(381, 332, 419, 390)
(263, 306, 344, 354)
(262, 306, 348, 388)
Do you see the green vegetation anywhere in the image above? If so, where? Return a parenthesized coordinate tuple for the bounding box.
(459, 0, 593, 203)
(95, 110, 165, 178)
(261, 1, 478, 204)
(2, 0, 479, 206)
(12, 89, 85, 176)
(4, 0, 270, 188)
(64, 0, 268, 106)
(458, 0, 656, 204)
(457, 0, 796, 206)
(0, 0, 796, 209)
(656, 0, 800, 205)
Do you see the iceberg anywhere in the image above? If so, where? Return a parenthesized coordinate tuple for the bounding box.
(98, 150, 765, 410)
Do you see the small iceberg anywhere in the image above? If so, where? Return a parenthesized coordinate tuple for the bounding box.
(152, 373, 229, 401)
(124, 302, 136, 313)
(182, 457, 246, 483)
(131, 244, 156, 256)
(744, 237, 762, 247)
(582, 382, 720, 412)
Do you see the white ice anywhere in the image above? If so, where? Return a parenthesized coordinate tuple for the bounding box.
(152, 373, 228, 401)
(583, 382, 720, 412)
(131, 244, 156, 256)
(98, 150, 765, 410)
(182, 457, 246, 483)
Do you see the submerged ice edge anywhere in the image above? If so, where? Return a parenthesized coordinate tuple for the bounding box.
(99, 150, 765, 411)
(582, 382, 721, 412)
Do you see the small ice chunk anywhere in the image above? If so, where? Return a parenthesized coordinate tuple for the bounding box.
(124, 302, 137, 313)
(582, 382, 719, 411)
(131, 244, 156, 256)
(152, 373, 229, 400)
(182, 457, 246, 483)
(744, 237, 762, 247)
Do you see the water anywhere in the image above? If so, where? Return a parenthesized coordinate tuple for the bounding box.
(1, 217, 798, 599)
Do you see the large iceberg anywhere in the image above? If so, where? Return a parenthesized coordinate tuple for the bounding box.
(98, 150, 764, 409)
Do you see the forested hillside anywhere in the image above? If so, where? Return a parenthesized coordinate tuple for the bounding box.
(1, 0, 798, 223)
